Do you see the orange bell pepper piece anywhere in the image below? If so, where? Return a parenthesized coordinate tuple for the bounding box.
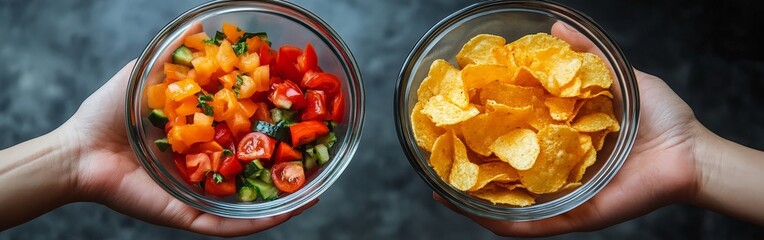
(189, 141, 223, 154)
(217, 40, 239, 73)
(166, 79, 201, 101)
(250, 65, 270, 92)
(212, 88, 238, 121)
(176, 124, 215, 147)
(238, 53, 260, 73)
(222, 22, 244, 43)
(238, 98, 258, 118)
(184, 32, 211, 51)
(168, 126, 188, 153)
(191, 57, 216, 86)
(175, 96, 200, 117)
(225, 109, 251, 139)
(164, 63, 190, 81)
(193, 112, 214, 126)
(146, 83, 167, 109)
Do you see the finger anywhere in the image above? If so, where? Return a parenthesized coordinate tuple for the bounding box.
(550, 21, 600, 55)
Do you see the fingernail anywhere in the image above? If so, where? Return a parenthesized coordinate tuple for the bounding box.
(563, 23, 578, 33)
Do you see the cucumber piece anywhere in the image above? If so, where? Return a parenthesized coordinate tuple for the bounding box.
(172, 45, 193, 67)
(270, 109, 297, 124)
(243, 160, 264, 178)
(148, 109, 168, 128)
(315, 144, 330, 165)
(238, 186, 257, 202)
(154, 138, 170, 152)
(253, 121, 290, 141)
(317, 132, 337, 148)
(304, 145, 316, 158)
(304, 155, 318, 170)
(245, 178, 279, 200)
(259, 168, 272, 184)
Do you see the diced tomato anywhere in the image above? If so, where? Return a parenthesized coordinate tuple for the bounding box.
(289, 120, 329, 146)
(259, 45, 273, 65)
(297, 43, 317, 74)
(271, 162, 306, 193)
(301, 72, 340, 95)
(268, 80, 304, 110)
(276, 46, 303, 82)
(253, 102, 273, 123)
(204, 174, 236, 196)
(273, 142, 303, 163)
(210, 151, 223, 172)
(173, 154, 191, 183)
(186, 153, 212, 183)
(237, 132, 277, 161)
(218, 153, 242, 177)
(190, 141, 223, 154)
(331, 91, 344, 123)
(301, 90, 331, 121)
(213, 122, 234, 146)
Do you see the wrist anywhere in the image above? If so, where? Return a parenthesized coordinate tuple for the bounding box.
(46, 122, 83, 204)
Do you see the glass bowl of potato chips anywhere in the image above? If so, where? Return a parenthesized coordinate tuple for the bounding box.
(395, 0, 639, 221)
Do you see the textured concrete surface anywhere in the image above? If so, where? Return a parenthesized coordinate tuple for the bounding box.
(1, 0, 763, 239)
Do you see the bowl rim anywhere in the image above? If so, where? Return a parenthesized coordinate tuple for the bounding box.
(394, 0, 640, 221)
(126, 0, 365, 218)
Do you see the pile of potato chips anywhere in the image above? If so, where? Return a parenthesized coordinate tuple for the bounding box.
(411, 33, 620, 206)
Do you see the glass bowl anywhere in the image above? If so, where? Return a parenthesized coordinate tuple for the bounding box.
(126, 0, 364, 218)
(394, 0, 639, 221)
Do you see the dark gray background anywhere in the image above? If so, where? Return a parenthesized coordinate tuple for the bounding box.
(1, 0, 763, 239)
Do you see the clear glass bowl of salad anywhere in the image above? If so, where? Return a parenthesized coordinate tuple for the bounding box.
(395, 0, 639, 221)
(126, 0, 364, 218)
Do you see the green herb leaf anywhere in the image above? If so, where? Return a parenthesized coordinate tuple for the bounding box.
(202, 39, 216, 45)
(204, 31, 227, 45)
(212, 173, 224, 184)
(223, 149, 233, 156)
(237, 32, 257, 44)
(196, 93, 215, 116)
(232, 41, 247, 55)
(236, 75, 244, 86)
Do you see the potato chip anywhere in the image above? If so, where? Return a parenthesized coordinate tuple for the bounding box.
(560, 182, 582, 191)
(569, 145, 596, 183)
(469, 162, 520, 191)
(513, 66, 543, 88)
(571, 112, 620, 132)
(519, 125, 583, 194)
(587, 129, 610, 151)
(527, 103, 561, 131)
(448, 134, 479, 191)
(460, 106, 527, 156)
(530, 46, 582, 93)
(579, 87, 614, 99)
(428, 132, 454, 181)
(456, 34, 506, 67)
(411, 102, 444, 151)
(470, 188, 535, 206)
(578, 52, 613, 90)
(485, 100, 533, 118)
(579, 95, 615, 118)
(480, 81, 543, 109)
(461, 64, 512, 90)
(421, 95, 479, 126)
(544, 97, 577, 121)
(491, 129, 540, 170)
(557, 76, 582, 98)
(508, 33, 570, 67)
(417, 59, 470, 107)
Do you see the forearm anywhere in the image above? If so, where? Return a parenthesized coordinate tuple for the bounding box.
(693, 126, 764, 226)
(0, 125, 79, 230)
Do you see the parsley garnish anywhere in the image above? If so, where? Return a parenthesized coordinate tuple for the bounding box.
(212, 172, 223, 184)
(196, 93, 214, 116)
(232, 41, 247, 55)
(203, 31, 227, 45)
(233, 75, 244, 97)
